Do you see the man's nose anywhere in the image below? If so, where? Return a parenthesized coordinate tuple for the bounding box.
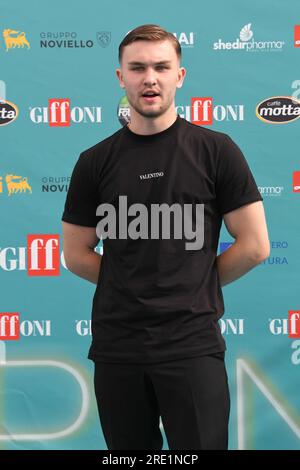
(143, 68, 157, 85)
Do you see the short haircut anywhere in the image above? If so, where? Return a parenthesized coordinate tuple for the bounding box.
(118, 24, 181, 65)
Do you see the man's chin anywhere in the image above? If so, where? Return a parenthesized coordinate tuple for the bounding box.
(134, 107, 165, 119)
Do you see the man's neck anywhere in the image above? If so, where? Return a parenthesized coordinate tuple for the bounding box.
(127, 111, 178, 136)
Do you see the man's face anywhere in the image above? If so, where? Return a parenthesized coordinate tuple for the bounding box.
(116, 39, 186, 119)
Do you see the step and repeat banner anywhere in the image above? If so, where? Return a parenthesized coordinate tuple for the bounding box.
(1, 0, 299, 450)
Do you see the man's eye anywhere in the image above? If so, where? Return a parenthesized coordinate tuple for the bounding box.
(130, 66, 168, 71)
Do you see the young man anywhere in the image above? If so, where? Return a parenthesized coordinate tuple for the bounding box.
(61, 24, 270, 450)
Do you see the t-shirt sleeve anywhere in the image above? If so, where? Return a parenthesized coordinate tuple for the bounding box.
(216, 134, 263, 215)
(61, 152, 99, 227)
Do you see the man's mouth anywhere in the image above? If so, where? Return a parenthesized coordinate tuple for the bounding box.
(141, 92, 160, 102)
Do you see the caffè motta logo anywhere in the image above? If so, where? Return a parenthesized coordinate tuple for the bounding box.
(0, 80, 18, 126)
(0, 100, 18, 125)
(3, 29, 30, 51)
(256, 96, 300, 124)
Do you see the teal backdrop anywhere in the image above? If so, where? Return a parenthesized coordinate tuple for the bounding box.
(1, 0, 299, 450)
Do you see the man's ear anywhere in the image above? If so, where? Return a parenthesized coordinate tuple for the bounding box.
(177, 67, 186, 89)
(116, 68, 125, 88)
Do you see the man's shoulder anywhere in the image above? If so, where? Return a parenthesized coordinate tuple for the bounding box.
(180, 117, 229, 144)
(80, 125, 125, 158)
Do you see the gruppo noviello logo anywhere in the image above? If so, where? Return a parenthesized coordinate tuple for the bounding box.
(2, 29, 30, 51)
(39, 31, 111, 49)
(256, 96, 300, 124)
(0, 80, 18, 126)
(213, 23, 285, 52)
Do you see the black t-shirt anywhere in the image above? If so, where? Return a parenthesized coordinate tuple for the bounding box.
(61, 114, 263, 364)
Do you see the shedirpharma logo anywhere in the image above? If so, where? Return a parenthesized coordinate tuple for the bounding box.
(256, 96, 300, 124)
(95, 195, 204, 250)
(213, 23, 285, 52)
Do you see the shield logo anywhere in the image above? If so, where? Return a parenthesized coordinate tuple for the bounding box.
(97, 31, 111, 48)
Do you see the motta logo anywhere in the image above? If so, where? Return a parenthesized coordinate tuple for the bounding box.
(0, 80, 18, 126)
(3, 29, 30, 51)
(190, 97, 244, 125)
(29, 99, 102, 125)
(256, 96, 300, 124)
(0, 99, 18, 126)
(0, 174, 32, 195)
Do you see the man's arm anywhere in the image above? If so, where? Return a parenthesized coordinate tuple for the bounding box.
(62, 221, 102, 284)
(216, 201, 270, 287)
